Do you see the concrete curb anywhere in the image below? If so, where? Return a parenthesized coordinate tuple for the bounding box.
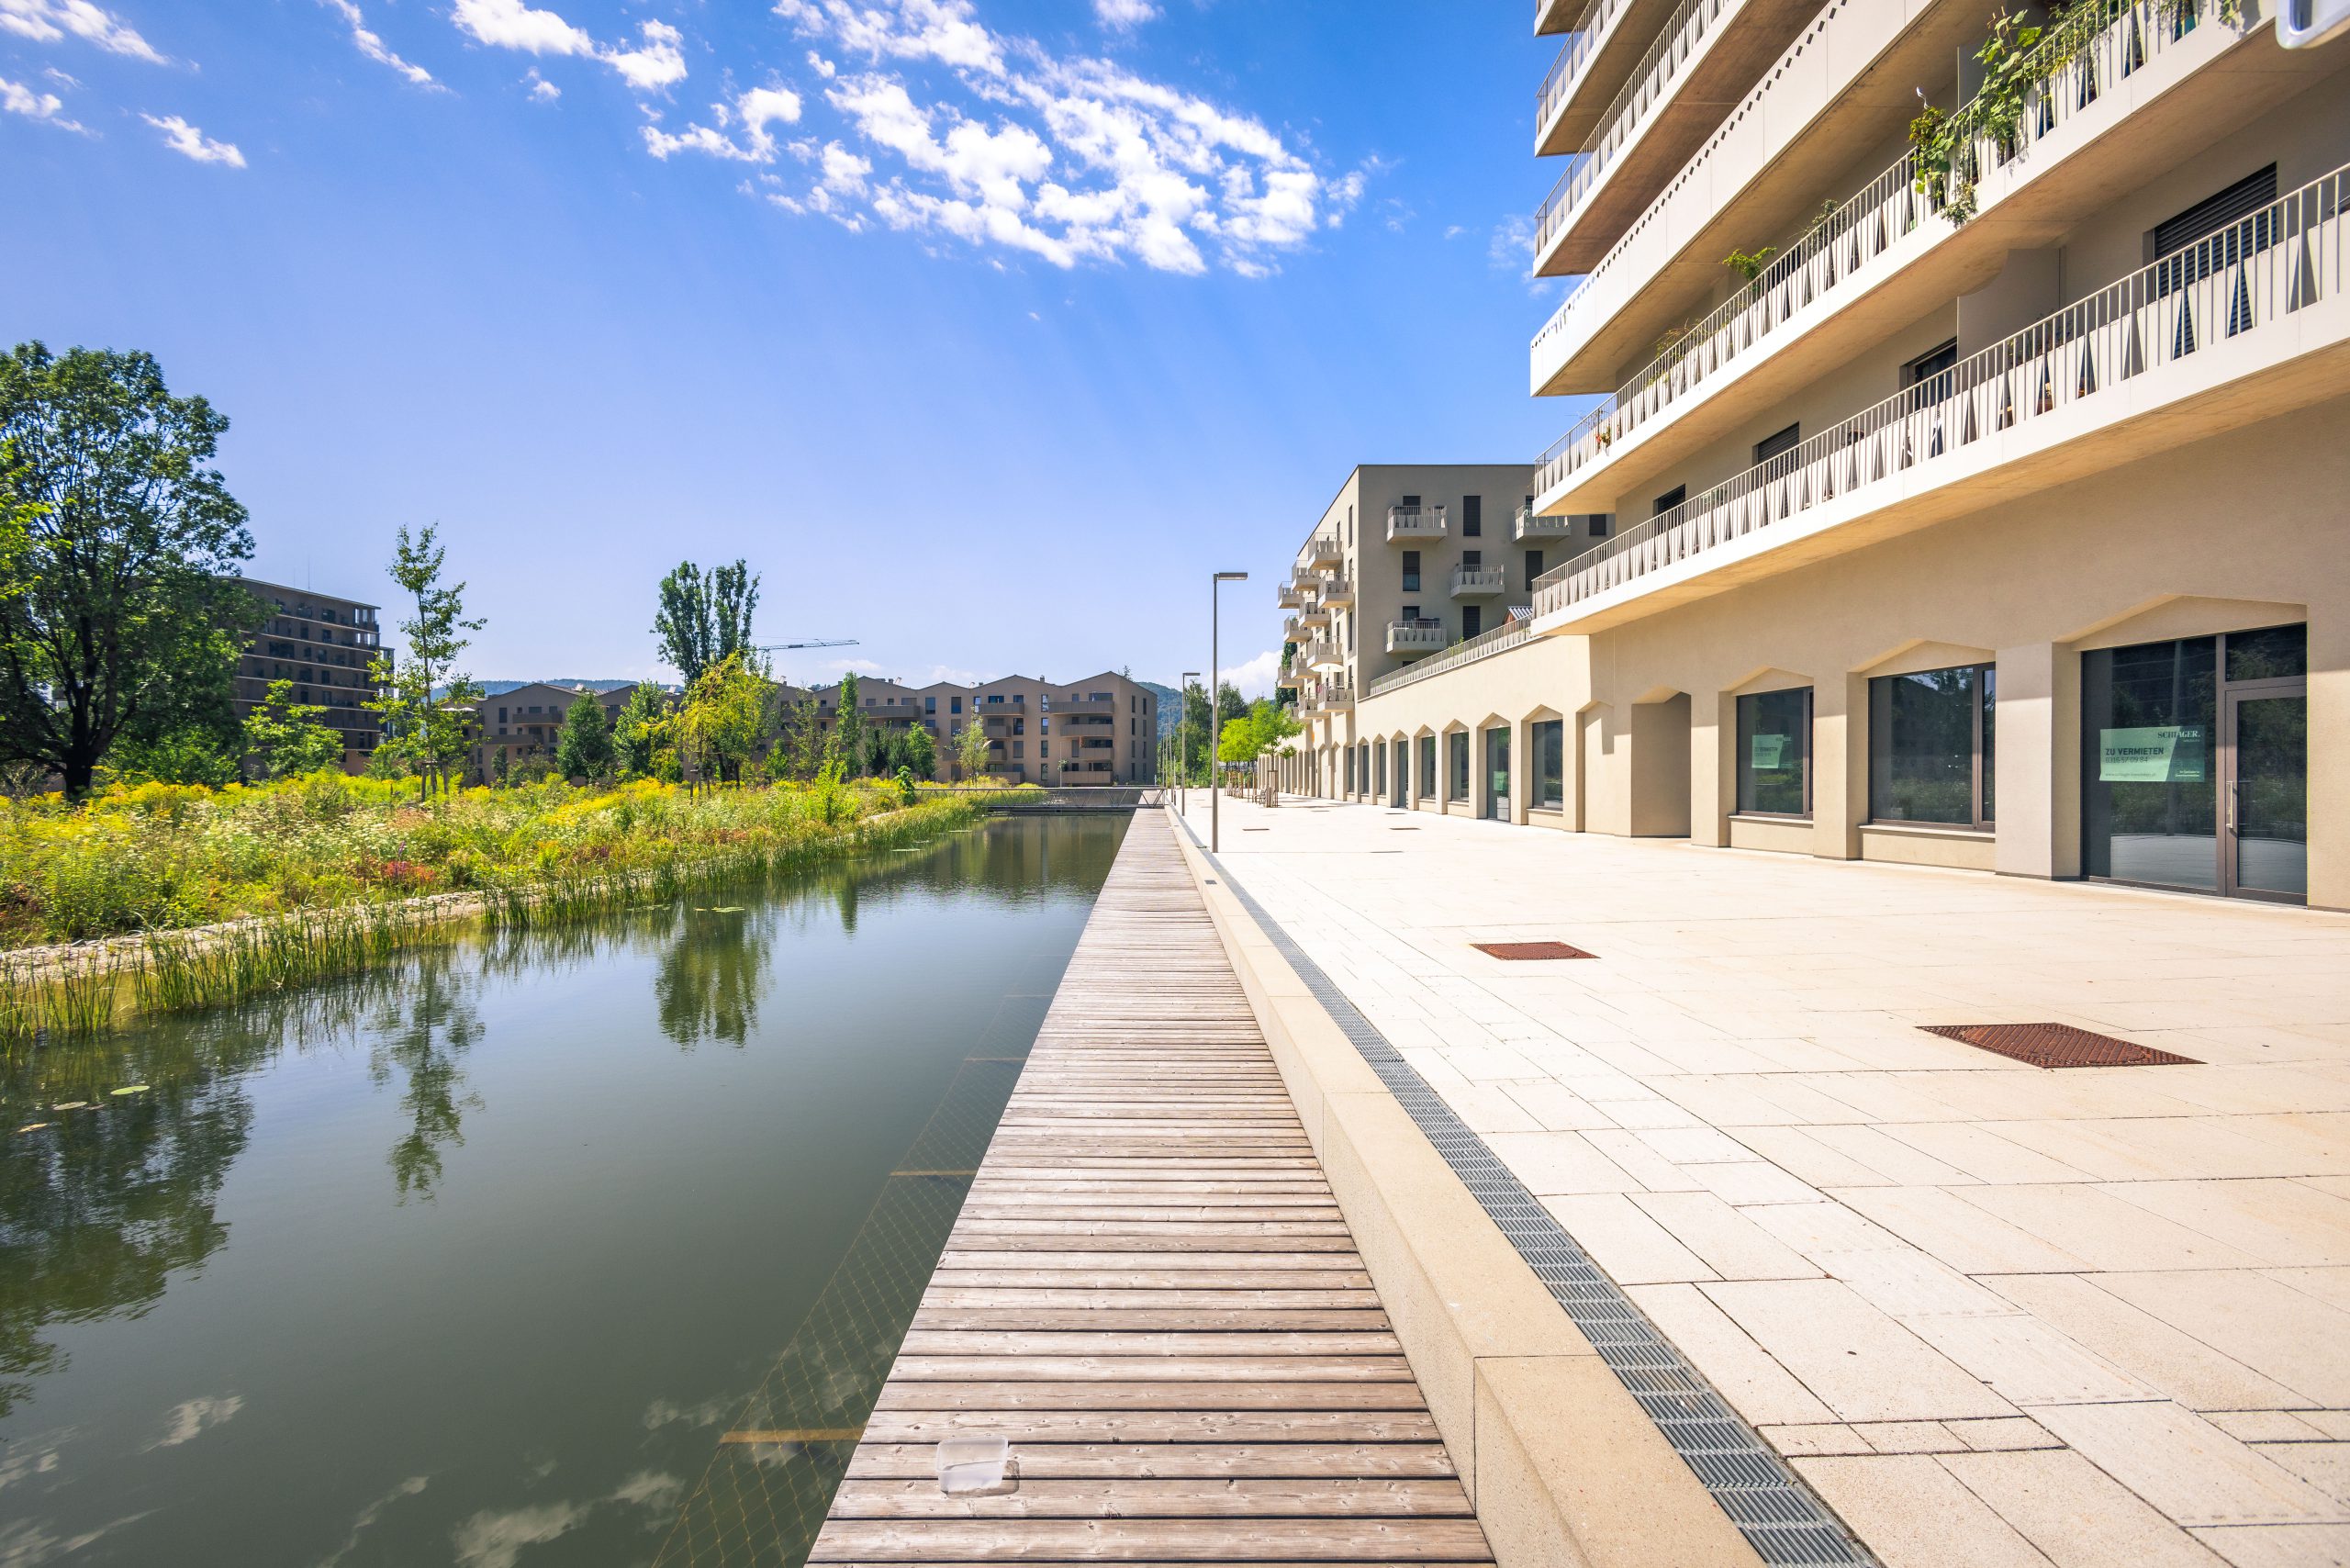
(1169, 815, 1764, 1568)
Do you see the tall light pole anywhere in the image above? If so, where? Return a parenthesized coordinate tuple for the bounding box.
(1211, 572, 1247, 853)
(1179, 669, 1201, 818)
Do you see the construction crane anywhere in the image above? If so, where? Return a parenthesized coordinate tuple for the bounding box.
(753, 636, 859, 687)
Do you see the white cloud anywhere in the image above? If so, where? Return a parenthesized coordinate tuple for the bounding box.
(451, 1502, 588, 1568)
(604, 19, 686, 92)
(449, 0, 593, 57)
(525, 68, 559, 101)
(0, 0, 162, 62)
(0, 73, 84, 131)
(756, 0, 1367, 276)
(142, 114, 244, 167)
(1220, 649, 1281, 701)
(643, 82, 802, 162)
(1093, 0, 1158, 28)
(319, 0, 437, 87)
(145, 1394, 244, 1450)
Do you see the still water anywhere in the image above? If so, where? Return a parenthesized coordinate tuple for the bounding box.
(0, 813, 1129, 1567)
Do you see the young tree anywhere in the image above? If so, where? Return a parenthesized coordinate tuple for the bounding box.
(610, 681, 666, 779)
(673, 652, 767, 786)
(833, 672, 867, 778)
(777, 691, 826, 782)
(901, 722, 937, 783)
(0, 343, 262, 795)
(555, 689, 614, 782)
(955, 712, 992, 782)
(652, 559, 759, 686)
(243, 678, 347, 779)
(365, 525, 483, 800)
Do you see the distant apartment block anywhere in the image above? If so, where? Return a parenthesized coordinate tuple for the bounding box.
(1282, 0, 2347, 910)
(805, 672, 1159, 785)
(229, 578, 386, 771)
(465, 682, 647, 779)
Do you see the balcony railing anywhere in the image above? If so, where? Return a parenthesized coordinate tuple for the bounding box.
(1535, 159, 2349, 621)
(1449, 564, 1507, 598)
(1514, 504, 1575, 543)
(1299, 638, 1344, 672)
(1536, 0, 1627, 143)
(1283, 615, 1308, 643)
(1298, 600, 1332, 627)
(1385, 619, 1450, 656)
(1277, 582, 1304, 609)
(1534, 0, 1729, 265)
(1371, 619, 1538, 697)
(1536, 0, 2239, 503)
(1315, 570, 1355, 605)
(1385, 504, 1449, 543)
(1312, 684, 1355, 711)
(1304, 532, 1343, 566)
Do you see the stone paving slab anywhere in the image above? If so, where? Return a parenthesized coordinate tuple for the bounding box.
(1194, 794, 2350, 1568)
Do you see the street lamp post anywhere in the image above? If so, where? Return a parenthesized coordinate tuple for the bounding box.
(1179, 669, 1201, 818)
(1211, 572, 1247, 854)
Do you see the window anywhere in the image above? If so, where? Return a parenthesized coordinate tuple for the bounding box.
(1401, 494, 1420, 509)
(1402, 550, 1421, 592)
(1448, 732, 1470, 801)
(1533, 720, 1564, 809)
(1462, 548, 1481, 568)
(1592, 515, 1611, 537)
(1737, 689, 1813, 817)
(925, 696, 935, 713)
(1461, 606, 1482, 639)
(2152, 164, 2278, 262)
(1525, 550, 1544, 584)
(1463, 496, 1482, 536)
(1869, 665, 1995, 827)
(1753, 423, 1801, 473)
(1344, 749, 1355, 793)
(1418, 734, 1436, 799)
(1653, 486, 1687, 515)
(1401, 603, 1419, 622)
(951, 696, 963, 713)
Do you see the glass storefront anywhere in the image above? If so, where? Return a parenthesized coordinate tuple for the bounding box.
(1448, 731, 1470, 803)
(1869, 665, 1995, 827)
(1418, 734, 1436, 801)
(1533, 720, 1564, 810)
(2083, 624, 2305, 902)
(1485, 727, 1510, 820)
(1736, 689, 1811, 816)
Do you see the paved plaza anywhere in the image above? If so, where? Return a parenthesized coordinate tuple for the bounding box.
(1192, 792, 2350, 1568)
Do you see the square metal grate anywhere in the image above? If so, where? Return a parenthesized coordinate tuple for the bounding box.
(1474, 940, 1596, 961)
(1920, 1022, 2199, 1069)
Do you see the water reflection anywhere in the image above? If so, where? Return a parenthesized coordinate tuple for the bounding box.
(368, 958, 486, 1203)
(655, 909, 775, 1049)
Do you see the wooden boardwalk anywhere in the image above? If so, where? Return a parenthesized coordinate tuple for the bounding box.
(810, 811, 1494, 1565)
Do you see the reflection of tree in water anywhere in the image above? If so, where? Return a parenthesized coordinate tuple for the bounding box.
(655, 909, 776, 1049)
(366, 955, 485, 1203)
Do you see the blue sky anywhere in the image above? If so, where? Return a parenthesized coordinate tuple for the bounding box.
(3, 0, 1580, 694)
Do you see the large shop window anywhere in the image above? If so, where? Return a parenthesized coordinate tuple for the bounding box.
(1448, 732, 1470, 802)
(1418, 734, 1437, 800)
(1869, 665, 1995, 828)
(1533, 720, 1565, 810)
(2083, 624, 2305, 902)
(1736, 689, 1812, 817)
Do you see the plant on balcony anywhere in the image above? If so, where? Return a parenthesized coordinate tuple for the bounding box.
(1722, 246, 1778, 284)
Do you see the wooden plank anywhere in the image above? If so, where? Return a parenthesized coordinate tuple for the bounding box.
(844, 1443, 1458, 1481)
(806, 1518, 1494, 1561)
(826, 1478, 1476, 1518)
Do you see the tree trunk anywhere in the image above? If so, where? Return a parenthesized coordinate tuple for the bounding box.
(62, 756, 95, 798)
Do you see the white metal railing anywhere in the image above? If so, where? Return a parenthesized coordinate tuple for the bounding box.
(1304, 532, 1342, 561)
(1385, 619, 1452, 655)
(1371, 619, 1538, 698)
(1316, 684, 1355, 710)
(1449, 564, 1508, 596)
(1533, 159, 2347, 619)
(1536, 0, 2243, 498)
(1537, 0, 1628, 141)
(1386, 504, 1449, 539)
(1515, 504, 1575, 540)
(1315, 570, 1355, 600)
(1534, 0, 1729, 263)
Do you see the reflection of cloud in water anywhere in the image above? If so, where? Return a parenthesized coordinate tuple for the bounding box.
(610, 1470, 684, 1513)
(451, 1500, 588, 1568)
(143, 1393, 244, 1450)
(313, 1474, 428, 1568)
(0, 1513, 151, 1568)
(0, 1437, 64, 1493)
(641, 1392, 738, 1431)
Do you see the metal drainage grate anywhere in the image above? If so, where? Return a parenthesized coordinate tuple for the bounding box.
(1474, 940, 1596, 961)
(1182, 823, 1874, 1568)
(1921, 1022, 2199, 1069)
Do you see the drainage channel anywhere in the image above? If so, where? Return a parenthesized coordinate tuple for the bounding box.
(1184, 820, 1876, 1568)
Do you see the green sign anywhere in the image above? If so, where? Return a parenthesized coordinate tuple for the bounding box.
(2099, 724, 2208, 783)
(1750, 733, 1789, 770)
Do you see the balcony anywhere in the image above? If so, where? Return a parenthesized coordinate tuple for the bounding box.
(1298, 637, 1345, 674)
(1514, 504, 1575, 543)
(1532, 161, 2350, 633)
(1385, 504, 1449, 543)
(1537, 0, 1679, 156)
(1297, 599, 1332, 629)
(1533, 0, 2311, 513)
(1282, 614, 1309, 644)
(1276, 581, 1304, 610)
(1532, 0, 1819, 278)
(1368, 619, 1539, 699)
(1315, 571, 1355, 607)
(1386, 619, 1449, 658)
(1303, 532, 1343, 568)
(1307, 683, 1355, 713)
(1449, 564, 1507, 599)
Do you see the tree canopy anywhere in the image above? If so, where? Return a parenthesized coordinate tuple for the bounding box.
(653, 559, 759, 687)
(243, 679, 346, 779)
(365, 524, 482, 795)
(554, 689, 614, 782)
(0, 343, 261, 795)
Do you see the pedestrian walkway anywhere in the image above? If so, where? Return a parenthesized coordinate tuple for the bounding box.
(1193, 793, 2350, 1568)
(809, 810, 1494, 1565)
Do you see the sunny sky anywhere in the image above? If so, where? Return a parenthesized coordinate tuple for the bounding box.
(3, 0, 1583, 696)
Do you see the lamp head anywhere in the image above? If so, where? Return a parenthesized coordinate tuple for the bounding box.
(1213, 571, 1248, 582)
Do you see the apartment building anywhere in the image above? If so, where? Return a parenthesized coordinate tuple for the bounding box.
(807, 672, 1159, 785)
(1281, 0, 2346, 910)
(464, 681, 655, 779)
(229, 578, 386, 771)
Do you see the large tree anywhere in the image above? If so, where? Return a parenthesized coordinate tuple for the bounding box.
(554, 689, 614, 782)
(365, 525, 482, 797)
(652, 559, 759, 686)
(0, 344, 261, 795)
(610, 681, 666, 779)
(673, 652, 767, 786)
(243, 678, 346, 779)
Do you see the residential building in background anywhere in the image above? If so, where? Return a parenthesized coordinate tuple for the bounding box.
(229, 577, 386, 771)
(1279, 0, 2347, 910)
(806, 671, 1158, 785)
(464, 681, 650, 779)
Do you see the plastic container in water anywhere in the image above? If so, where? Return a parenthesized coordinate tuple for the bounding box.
(935, 1434, 1012, 1495)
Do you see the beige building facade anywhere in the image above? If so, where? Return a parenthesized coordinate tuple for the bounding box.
(1281, 0, 2348, 911)
(229, 577, 386, 771)
(805, 671, 1159, 785)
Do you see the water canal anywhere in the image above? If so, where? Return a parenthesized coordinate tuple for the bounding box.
(0, 812, 1130, 1567)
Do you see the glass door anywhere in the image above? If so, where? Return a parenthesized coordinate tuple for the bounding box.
(2225, 686, 2307, 902)
(1485, 728, 1510, 821)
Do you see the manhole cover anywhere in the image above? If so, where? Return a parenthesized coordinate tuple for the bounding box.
(1473, 941, 1595, 961)
(1920, 1023, 2199, 1069)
